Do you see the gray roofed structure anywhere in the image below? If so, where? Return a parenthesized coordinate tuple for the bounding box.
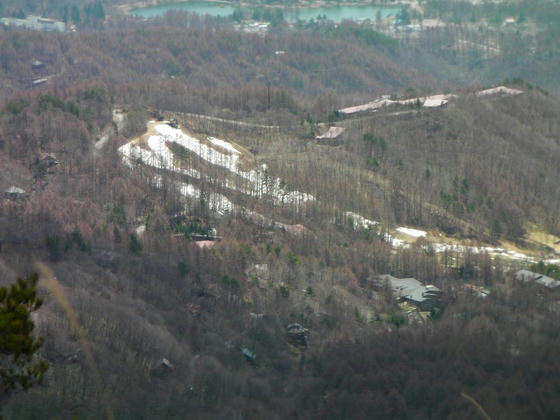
(4, 186, 27, 200)
(514, 270, 560, 289)
(31, 59, 45, 69)
(379, 274, 442, 310)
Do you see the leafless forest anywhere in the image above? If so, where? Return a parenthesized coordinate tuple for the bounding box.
(1, 2, 560, 419)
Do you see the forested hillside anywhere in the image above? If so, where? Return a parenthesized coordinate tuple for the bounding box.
(1, 76, 559, 418)
(0, 18, 432, 106)
(1, 4, 560, 419)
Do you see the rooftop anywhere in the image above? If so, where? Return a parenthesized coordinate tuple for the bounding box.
(5, 186, 26, 195)
(515, 270, 560, 289)
(379, 274, 441, 304)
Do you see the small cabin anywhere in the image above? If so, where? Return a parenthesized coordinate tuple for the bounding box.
(38, 152, 59, 168)
(286, 323, 308, 347)
(31, 59, 45, 70)
(4, 186, 27, 200)
(515, 270, 560, 289)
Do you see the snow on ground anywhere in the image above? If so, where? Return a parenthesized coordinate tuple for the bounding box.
(317, 126, 345, 139)
(427, 242, 534, 262)
(176, 180, 234, 216)
(95, 134, 110, 150)
(118, 123, 312, 232)
(384, 234, 408, 249)
(505, 250, 534, 261)
(339, 84, 525, 116)
(345, 211, 379, 230)
(113, 109, 125, 132)
(476, 86, 523, 96)
(118, 136, 201, 179)
(339, 94, 455, 115)
(396, 227, 427, 238)
(377, 225, 535, 262)
(120, 122, 541, 262)
(344, 219, 532, 261)
(196, 241, 216, 249)
(339, 96, 394, 114)
(207, 137, 240, 154)
(423, 94, 453, 107)
(119, 123, 313, 207)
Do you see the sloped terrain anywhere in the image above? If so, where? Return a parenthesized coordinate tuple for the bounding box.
(0, 45, 559, 420)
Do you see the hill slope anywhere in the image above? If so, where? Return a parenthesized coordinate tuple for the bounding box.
(0, 63, 559, 419)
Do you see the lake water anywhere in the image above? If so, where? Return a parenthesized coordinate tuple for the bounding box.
(285, 4, 398, 22)
(133, 2, 398, 22)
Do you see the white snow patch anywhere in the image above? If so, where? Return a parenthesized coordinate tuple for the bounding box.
(340, 86, 523, 116)
(95, 134, 110, 150)
(384, 234, 409, 249)
(383, 230, 534, 262)
(339, 94, 455, 115)
(196, 241, 216, 249)
(113, 109, 125, 131)
(176, 180, 234, 216)
(317, 126, 345, 140)
(123, 123, 314, 207)
(207, 137, 240, 154)
(427, 242, 534, 262)
(118, 136, 201, 178)
(396, 227, 427, 238)
(136, 225, 146, 236)
(476, 86, 523, 96)
(423, 94, 451, 107)
(339, 97, 394, 114)
(345, 212, 379, 230)
(506, 250, 532, 260)
(118, 124, 315, 228)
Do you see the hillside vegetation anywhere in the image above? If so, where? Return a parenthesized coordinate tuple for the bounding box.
(1, 7, 560, 419)
(0, 79, 559, 417)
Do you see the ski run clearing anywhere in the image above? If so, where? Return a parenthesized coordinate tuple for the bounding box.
(118, 119, 545, 262)
(339, 94, 456, 115)
(476, 86, 523, 96)
(339, 85, 523, 116)
(119, 121, 311, 234)
(119, 122, 313, 208)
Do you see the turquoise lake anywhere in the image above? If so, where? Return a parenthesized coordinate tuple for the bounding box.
(133, 2, 398, 22)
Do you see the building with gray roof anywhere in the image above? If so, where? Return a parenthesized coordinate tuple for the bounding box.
(379, 274, 442, 310)
(514, 270, 560, 289)
(4, 186, 27, 200)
